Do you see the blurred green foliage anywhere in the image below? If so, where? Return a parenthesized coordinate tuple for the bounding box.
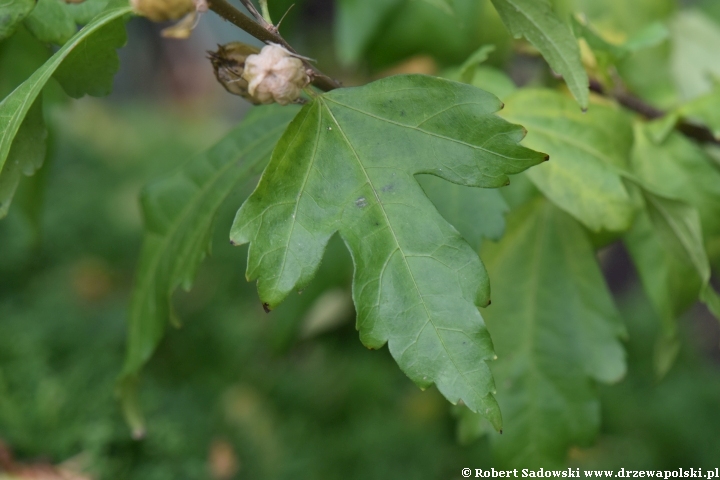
(2, 0, 720, 476)
(1, 99, 719, 478)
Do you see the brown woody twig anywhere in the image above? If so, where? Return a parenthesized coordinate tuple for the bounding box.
(589, 78, 720, 146)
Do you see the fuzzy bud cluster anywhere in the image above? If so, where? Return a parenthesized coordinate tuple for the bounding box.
(241, 44, 310, 105)
(208, 43, 261, 103)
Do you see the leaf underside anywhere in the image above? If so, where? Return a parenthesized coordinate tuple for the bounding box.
(231, 75, 547, 429)
(490, 0, 589, 109)
(119, 105, 299, 436)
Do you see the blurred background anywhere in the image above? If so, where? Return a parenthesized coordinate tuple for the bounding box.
(1, 0, 720, 478)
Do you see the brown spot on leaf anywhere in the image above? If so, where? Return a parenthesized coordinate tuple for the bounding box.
(262, 303, 271, 313)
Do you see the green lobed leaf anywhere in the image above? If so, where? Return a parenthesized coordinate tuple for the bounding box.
(500, 89, 635, 232)
(23, 0, 77, 45)
(0, 4, 132, 218)
(0, 0, 35, 40)
(463, 197, 626, 467)
(119, 104, 299, 437)
(490, 0, 589, 109)
(230, 75, 547, 429)
(0, 96, 47, 217)
(335, 0, 403, 65)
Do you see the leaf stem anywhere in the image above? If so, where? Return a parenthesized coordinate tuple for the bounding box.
(209, 0, 340, 92)
(259, 0, 272, 24)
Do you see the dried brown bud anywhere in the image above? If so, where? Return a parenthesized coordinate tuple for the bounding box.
(242, 44, 310, 105)
(130, 0, 194, 22)
(208, 43, 262, 104)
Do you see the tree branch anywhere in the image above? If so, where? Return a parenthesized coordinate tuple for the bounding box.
(589, 79, 720, 146)
(207, 0, 341, 92)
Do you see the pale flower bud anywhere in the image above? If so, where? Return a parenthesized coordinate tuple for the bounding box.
(130, 0, 194, 22)
(242, 44, 310, 105)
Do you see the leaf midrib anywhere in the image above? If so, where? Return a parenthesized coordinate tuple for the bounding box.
(321, 97, 489, 403)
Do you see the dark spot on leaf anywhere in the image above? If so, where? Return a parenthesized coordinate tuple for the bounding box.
(262, 302, 271, 313)
(581, 107, 588, 114)
(381, 184, 394, 192)
(499, 102, 505, 110)
(374, 222, 380, 226)
(504, 179, 510, 186)
(499, 429, 503, 435)
(400, 110, 406, 116)
(544, 154, 550, 161)
(487, 299, 492, 306)
(230, 239, 237, 246)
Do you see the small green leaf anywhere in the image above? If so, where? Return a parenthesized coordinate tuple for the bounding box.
(23, 0, 77, 45)
(0, 0, 35, 40)
(0, 96, 47, 217)
(119, 104, 300, 436)
(335, 0, 403, 65)
(500, 89, 635, 232)
(0, 4, 132, 217)
(231, 75, 547, 429)
(490, 0, 589, 109)
(458, 45, 496, 84)
(466, 197, 626, 467)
